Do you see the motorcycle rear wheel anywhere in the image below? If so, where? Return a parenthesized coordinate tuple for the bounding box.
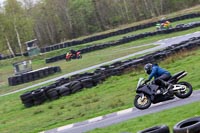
(134, 94, 151, 110)
(174, 81, 193, 99)
(77, 55, 82, 59)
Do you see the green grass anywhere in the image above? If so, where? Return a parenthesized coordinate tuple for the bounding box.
(87, 101, 200, 133)
(1, 6, 200, 133)
(0, 48, 200, 133)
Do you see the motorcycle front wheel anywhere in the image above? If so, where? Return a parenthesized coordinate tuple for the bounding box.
(134, 94, 151, 110)
(174, 81, 193, 99)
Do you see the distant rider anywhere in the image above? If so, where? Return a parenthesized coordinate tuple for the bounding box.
(70, 49, 77, 57)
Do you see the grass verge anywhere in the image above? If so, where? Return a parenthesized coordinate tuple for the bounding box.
(0, 48, 200, 133)
(87, 101, 200, 133)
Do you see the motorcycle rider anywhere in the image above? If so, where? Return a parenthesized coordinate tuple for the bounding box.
(144, 63, 172, 94)
(70, 49, 77, 58)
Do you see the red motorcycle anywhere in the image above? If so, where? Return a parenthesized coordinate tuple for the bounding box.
(66, 51, 82, 61)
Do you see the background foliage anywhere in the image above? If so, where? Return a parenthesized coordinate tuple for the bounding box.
(0, 0, 200, 54)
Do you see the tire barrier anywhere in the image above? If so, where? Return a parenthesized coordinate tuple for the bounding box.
(1, 13, 200, 61)
(40, 13, 200, 54)
(137, 116, 200, 133)
(137, 125, 170, 133)
(0, 52, 28, 61)
(8, 66, 61, 86)
(173, 116, 200, 133)
(45, 21, 200, 63)
(20, 36, 200, 107)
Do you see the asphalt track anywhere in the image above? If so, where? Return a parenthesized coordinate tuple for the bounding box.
(42, 90, 200, 133)
(1, 31, 200, 97)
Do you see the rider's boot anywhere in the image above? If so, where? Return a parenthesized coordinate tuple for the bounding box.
(163, 82, 173, 95)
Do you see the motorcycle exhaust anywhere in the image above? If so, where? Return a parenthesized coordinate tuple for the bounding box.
(177, 72, 187, 80)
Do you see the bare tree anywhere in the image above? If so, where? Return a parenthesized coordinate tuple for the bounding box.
(92, 0, 106, 30)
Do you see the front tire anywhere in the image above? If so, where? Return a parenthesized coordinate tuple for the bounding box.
(174, 81, 193, 99)
(134, 94, 151, 110)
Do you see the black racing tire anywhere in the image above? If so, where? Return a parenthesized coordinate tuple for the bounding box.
(173, 116, 200, 133)
(22, 74, 29, 83)
(20, 91, 33, 101)
(91, 73, 103, 84)
(53, 66, 61, 72)
(24, 102, 34, 108)
(43, 69, 49, 76)
(134, 94, 151, 110)
(76, 54, 82, 59)
(48, 67, 54, 74)
(70, 81, 83, 93)
(38, 70, 45, 78)
(137, 125, 170, 133)
(174, 81, 193, 99)
(20, 92, 34, 108)
(32, 89, 47, 105)
(46, 89, 59, 100)
(80, 78, 94, 88)
(60, 91, 71, 96)
(32, 89, 45, 99)
(55, 78, 69, 86)
(56, 86, 71, 96)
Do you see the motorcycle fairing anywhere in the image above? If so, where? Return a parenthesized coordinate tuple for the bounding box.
(136, 84, 159, 100)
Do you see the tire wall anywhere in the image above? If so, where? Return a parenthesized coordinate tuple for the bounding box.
(41, 13, 200, 54)
(9, 66, 61, 86)
(20, 36, 200, 107)
(138, 116, 200, 133)
(2, 13, 199, 61)
(45, 20, 200, 63)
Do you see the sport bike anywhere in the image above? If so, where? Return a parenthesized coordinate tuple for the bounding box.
(66, 51, 82, 61)
(134, 71, 193, 110)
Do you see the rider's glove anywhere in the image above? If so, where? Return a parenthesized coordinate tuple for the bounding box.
(144, 79, 150, 84)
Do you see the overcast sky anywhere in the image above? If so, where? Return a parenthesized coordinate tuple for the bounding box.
(0, 0, 4, 5)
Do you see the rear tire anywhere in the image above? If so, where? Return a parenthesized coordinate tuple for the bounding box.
(174, 81, 192, 99)
(77, 55, 82, 59)
(134, 94, 151, 110)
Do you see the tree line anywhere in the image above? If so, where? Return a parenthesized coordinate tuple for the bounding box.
(0, 0, 199, 56)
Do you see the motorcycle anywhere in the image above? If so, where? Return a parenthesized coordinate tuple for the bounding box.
(66, 51, 82, 61)
(156, 21, 172, 31)
(134, 71, 193, 110)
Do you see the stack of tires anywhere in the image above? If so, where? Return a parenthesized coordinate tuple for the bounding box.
(20, 72, 107, 108)
(137, 116, 200, 133)
(8, 66, 61, 86)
